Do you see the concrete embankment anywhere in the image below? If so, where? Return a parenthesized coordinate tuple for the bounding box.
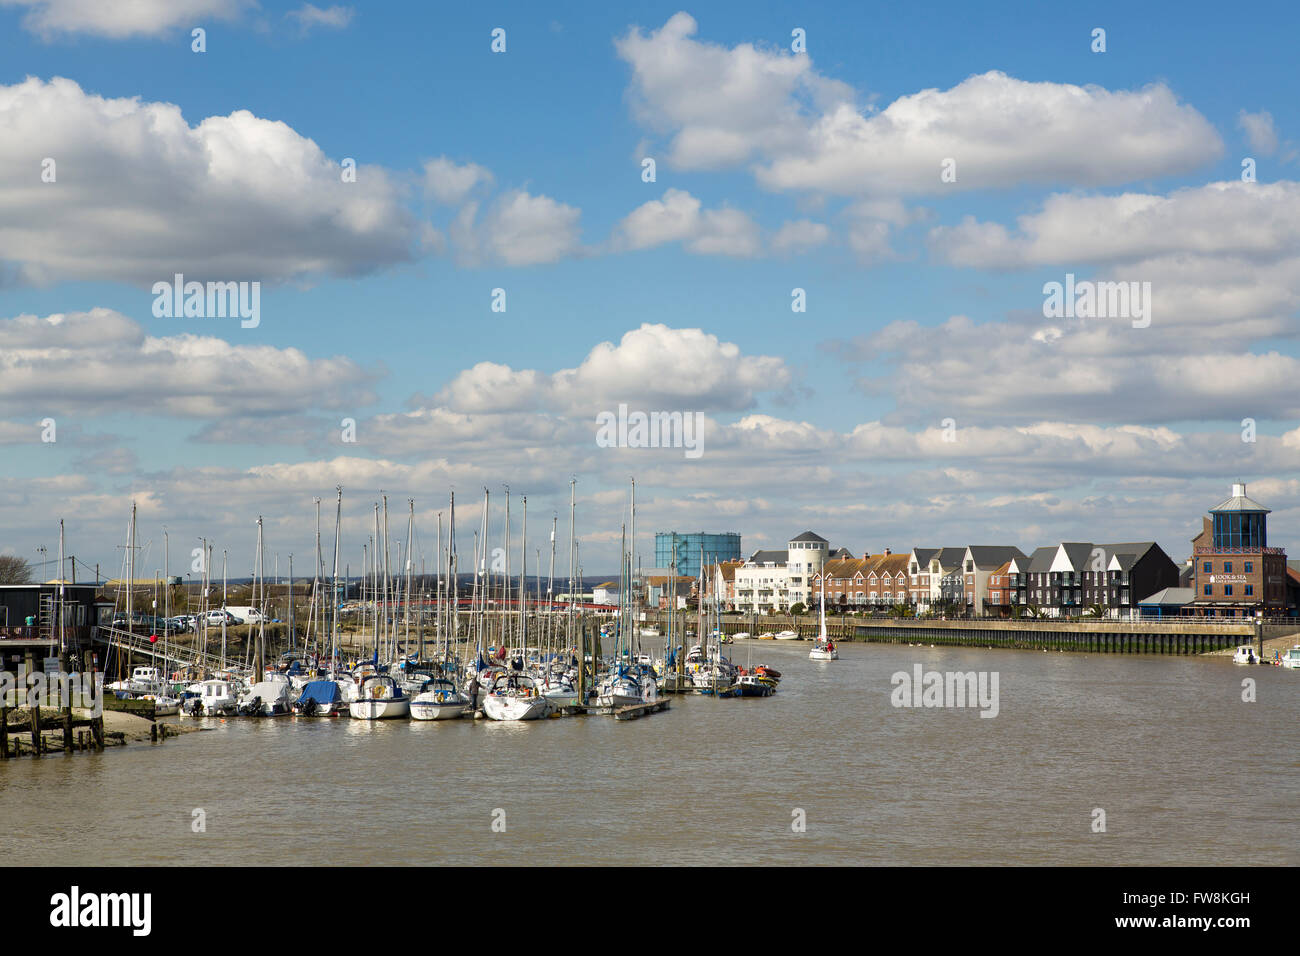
(704, 615, 1300, 656)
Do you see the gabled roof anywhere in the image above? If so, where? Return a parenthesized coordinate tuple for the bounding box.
(965, 545, 1026, 569)
(828, 547, 854, 559)
(1025, 546, 1058, 573)
(747, 549, 788, 565)
(711, 560, 744, 582)
(789, 531, 828, 543)
(910, 548, 939, 568)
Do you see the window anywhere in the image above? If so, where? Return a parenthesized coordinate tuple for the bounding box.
(1244, 562, 1252, 573)
(1204, 584, 1212, 595)
(1223, 561, 1232, 573)
(1245, 585, 1254, 596)
(1203, 562, 1212, 573)
(1224, 585, 1233, 596)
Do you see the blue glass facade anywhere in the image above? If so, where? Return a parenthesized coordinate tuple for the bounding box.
(1212, 511, 1267, 549)
(655, 532, 741, 579)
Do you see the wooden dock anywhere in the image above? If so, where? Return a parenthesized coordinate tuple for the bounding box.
(612, 698, 670, 721)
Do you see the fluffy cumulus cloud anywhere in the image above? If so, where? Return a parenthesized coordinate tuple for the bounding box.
(0, 308, 382, 418)
(617, 14, 1221, 196)
(1238, 109, 1279, 155)
(0, 0, 252, 38)
(437, 323, 790, 415)
(422, 156, 494, 205)
(0, 77, 427, 285)
(450, 190, 583, 266)
(614, 189, 760, 257)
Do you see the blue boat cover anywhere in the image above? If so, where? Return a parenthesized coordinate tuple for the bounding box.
(297, 680, 342, 705)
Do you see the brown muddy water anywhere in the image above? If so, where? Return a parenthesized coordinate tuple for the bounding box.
(2, 642, 1296, 865)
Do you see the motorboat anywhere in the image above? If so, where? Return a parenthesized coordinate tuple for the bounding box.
(410, 678, 470, 721)
(731, 631, 751, 641)
(1279, 645, 1300, 670)
(293, 679, 349, 717)
(107, 666, 168, 697)
(349, 675, 411, 720)
(181, 679, 238, 717)
(237, 679, 295, 716)
(482, 672, 548, 721)
(774, 630, 799, 640)
(1232, 644, 1261, 665)
(721, 674, 773, 698)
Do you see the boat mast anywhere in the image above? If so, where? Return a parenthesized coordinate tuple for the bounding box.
(568, 478, 581, 702)
(331, 487, 342, 670)
(405, 498, 415, 659)
(519, 495, 527, 656)
(449, 492, 457, 665)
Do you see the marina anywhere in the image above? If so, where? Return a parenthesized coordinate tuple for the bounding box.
(1, 640, 1295, 866)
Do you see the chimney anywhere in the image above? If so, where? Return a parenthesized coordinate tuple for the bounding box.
(884, 548, 892, 556)
(1232, 482, 1246, 497)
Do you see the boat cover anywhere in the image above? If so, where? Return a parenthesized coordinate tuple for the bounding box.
(297, 680, 342, 705)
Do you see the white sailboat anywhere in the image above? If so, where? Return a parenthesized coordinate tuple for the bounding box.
(349, 674, 411, 719)
(809, 583, 839, 661)
(410, 676, 470, 720)
(482, 671, 548, 721)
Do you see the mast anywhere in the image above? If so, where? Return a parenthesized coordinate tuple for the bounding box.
(568, 478, 581, 702)
(405, 498, 415, 659)
(519, 495, 527, 654)
(331, 486, 342, 670)
(449, 492, 457, 664)
(127, 501, 136, 637)
(58, 518, 66, 654)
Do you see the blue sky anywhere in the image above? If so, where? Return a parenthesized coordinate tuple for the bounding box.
(1, 0, 1298, 576)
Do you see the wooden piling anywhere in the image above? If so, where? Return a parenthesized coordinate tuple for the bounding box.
(63, 708, 73, 754)
(0, 706, 7, 759)
(30, 703, 42, 757)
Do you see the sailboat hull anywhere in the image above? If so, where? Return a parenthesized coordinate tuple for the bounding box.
(348, 698, 411, 719)
(482, 694, 548, 721)
(410, 699, 468, 720)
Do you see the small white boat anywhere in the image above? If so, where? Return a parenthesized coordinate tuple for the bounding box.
(731, 631, 751, 640)
(182, 679, 239, 716)
(108, 666, 168, 697)
(774, 630, 799, 640)
(236, 680, 295, 716)
(1232, 644, 1261, 665)
(410, 678, 470, 721)
(597, 670, 643, 709)
(482, 673, 548, 721)
(1279, 645, 1300, 670)
(144, 695, 180, 716)
(349, 675, 411, 720)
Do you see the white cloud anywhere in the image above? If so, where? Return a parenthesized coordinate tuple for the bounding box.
(422, 156, 494, 205)
(0, 308, 382, 418)
(614, 189, 760, 257)
(287, 4, 353, 32)
(0, 0, 253, 39)
(451, 190, 583, 266)
(770, 219, 829, 254)
(617, 14, 1222, 196)
(0, 77, 426, 285)
(1238, 109, 1279, 155)
(437, 323, 790, 415)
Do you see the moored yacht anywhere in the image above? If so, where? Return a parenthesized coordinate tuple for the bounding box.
(410, 677, 470, 720)
(349, 675, 411, 720)
(482, 672, 548, 721)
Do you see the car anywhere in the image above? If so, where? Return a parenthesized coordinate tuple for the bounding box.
(204, 610, 238, 627)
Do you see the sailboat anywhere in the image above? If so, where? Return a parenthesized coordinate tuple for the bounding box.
(809, 582, 839, 660)
(482, 671, 548, 721)
(410, 676, 470, 720)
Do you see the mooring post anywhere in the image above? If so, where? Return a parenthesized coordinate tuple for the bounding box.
(63, 708, 73, 754)
(0, 705, 7, 759)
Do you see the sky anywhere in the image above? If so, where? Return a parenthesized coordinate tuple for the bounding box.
(1, 0, 1298, 580)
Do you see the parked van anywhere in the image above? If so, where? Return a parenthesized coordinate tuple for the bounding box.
(223, 606, 267, 625)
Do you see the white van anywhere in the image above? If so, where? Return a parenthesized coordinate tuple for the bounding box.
(222, 606, 267, 625)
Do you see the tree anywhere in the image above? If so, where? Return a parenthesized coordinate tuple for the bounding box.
(789, 602, 806, 616)
(0, 555, 32, 584)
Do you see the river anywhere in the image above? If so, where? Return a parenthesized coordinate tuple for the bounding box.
(2, 641, 1296, 865)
